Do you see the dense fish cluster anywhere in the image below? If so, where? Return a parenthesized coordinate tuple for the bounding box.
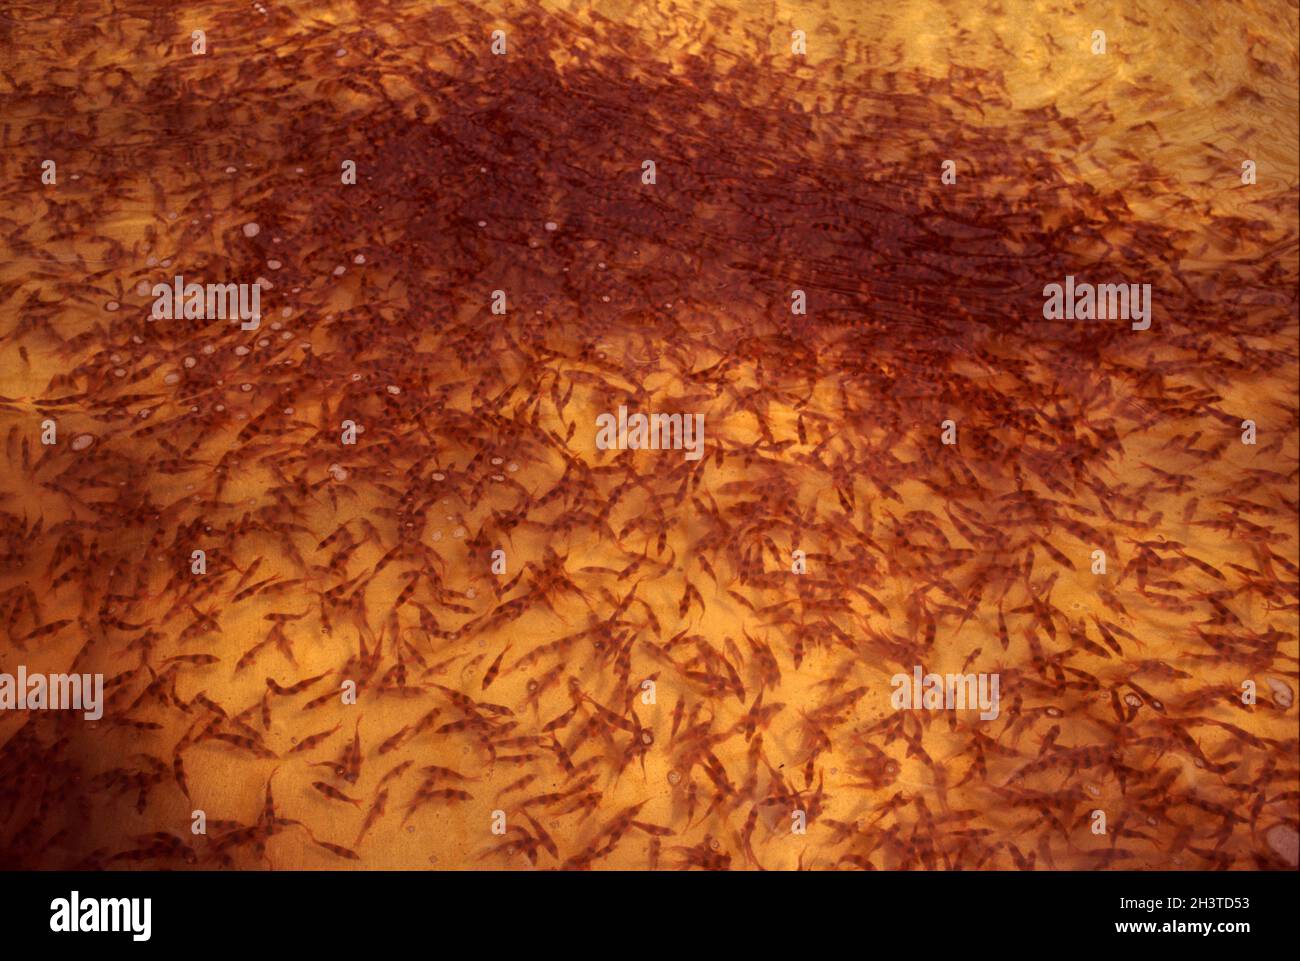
(0, 0, 1297, 870)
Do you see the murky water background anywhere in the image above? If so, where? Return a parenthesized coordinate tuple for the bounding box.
(0, 0, 1296, 870)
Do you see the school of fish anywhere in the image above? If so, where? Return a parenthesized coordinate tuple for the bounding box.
(0, 0, 1297, 870)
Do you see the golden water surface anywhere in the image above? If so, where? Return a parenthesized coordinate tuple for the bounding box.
(0, 0, 1297, 870)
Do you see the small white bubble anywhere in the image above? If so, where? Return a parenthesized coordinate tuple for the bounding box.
(387, 385, 401, 395)
(353, 254, 365, 265)
(432, 531, 443, 541)
(225, 166, 237, 173)
(136, 281, 151, 296)
(453, 527, 466, 539)
(491, 457, 503, 465)
(242, 223, 260, 237)
(183, 356, 197, 368)
(333, 265, 346, 276)
(432, 472, 445, 481)
(544, 221, 557, 231)
(240, 383, 252, 392)
(164, 372, 180, 384)
(507, 462, 519, 472)
(235, 345, 250, 356)
(268, 259, 282, 270)
(105, 301, 120, 312)
(71, 434, 95, 451)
